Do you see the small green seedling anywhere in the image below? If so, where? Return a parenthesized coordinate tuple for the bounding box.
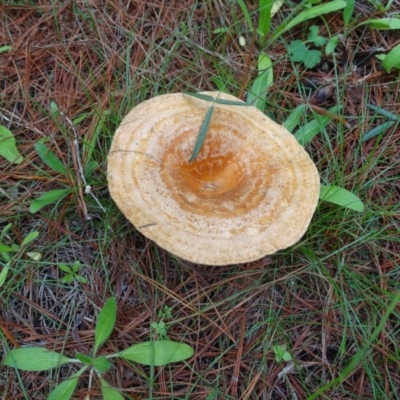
(58, 261, 87, 284)
(288, 26, 339, 69)
(158, 305, 173, 320)
(273, 344, 292, 363)
(151, 321, 168, 340)
(0, 226, 40, 287)
(3, 297, 194, 400)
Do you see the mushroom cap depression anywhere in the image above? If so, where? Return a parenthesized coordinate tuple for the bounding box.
(107, 92, 320, 265)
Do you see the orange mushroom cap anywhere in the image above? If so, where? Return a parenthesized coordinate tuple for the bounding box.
(107, 92, 320, 265)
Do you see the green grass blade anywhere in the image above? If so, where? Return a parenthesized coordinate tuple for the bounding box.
(282, 1, 347, 34)
(0, 125, 24, 164)
(29, 189, 70, 214)
(319, 184, 365, 212)
(184, 92, 249, 106)
(367, 104, 400, 121)
(189, 106, 214, 162)
(34, 142, 67, 176)
(362, 121, 396, 142)
(3, 347, 73, 371)
(306, 289, 400, 400)
(120, 340, 194, 366)
(258, 0, 274, 39)
(237, 0, 254, 31)
(294, 106, 339, 146)
(283, 104, 307, 132)
(362, 18, 400, 30)
(94, 297, 117, 355)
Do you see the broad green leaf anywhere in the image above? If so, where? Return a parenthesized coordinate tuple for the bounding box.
(94, 297, 117, 354)
(34, 142, 67, 175)
(0, 125, 24, 164)
(288, 40, 308, 62)
(100, 379, 125, 400)
(3, 347, 73, 371)
(343, 0, 355, 25)
(21, 231, 39, 247)
(283, 104, 306, 132)
(0, 266, 9, 287)
(75, 352, 92, 365)
(364, 18, 400, 30)
(319, 184, 364, 212)
(303, 49, 322, 68)
(247, 53, 273, 111)
(282, 352, 292, 361)
(189, 106, 214, 162)
(382, 44, 400, 72)
(47, 368, 86, 400)
(0, 45, 12, 53)
(362, 121, 396, 142)
(294, 106, 339, 146)
(0, 244, 15, 253)
(93, 355, 111, 373)
(282, 1, 347, 33)
(120, 340, 194, 366)
(29, 188, 70, 213)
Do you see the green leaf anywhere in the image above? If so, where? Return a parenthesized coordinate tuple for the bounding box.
(0, 45, 12, 53)
(303, 49, 321, 68)
(0, 125, 24, 164)
(258, 0, 274, 39)
(294, 106, 339, 146)
(29, 189, 70, 213)
(94, 297, 117, 354)
(362, 121, 396, 142)
(325, 35, 339, 55)
(93, 355, 111, 373)
(364, 18, 400, 30)
(288, 40, 308, 62)
(34, 142, 67, 175)
(282, 1, 347, 34)
(120, 340, 194, 366)
(26, 251, 42, 261)
(247, 53, 273, 111)
(58, 263, 72, 273)
(367, 104, 400, 121)
(100, 379, 125, 400)
(72, 112, 91, 125)
(319, 184, 364, 212)
(0, 266, 9, 287)
(84, 159, 98, 177)
(343, 0, 355, 25)
(62, 275, 74, 283)
(236, 0, 253, 31)
(50, 101, 60, 118)
(47, 368, 86, 400)
(283, 104, 307, 132)
(282, 352, 292, 361)
(0, 244, 15, 253)
(75, 352, 92, 365)
(76, 275, 88, 284)
(308, 26, 326, 47)
(189, 106, 214, 162)
(21, 231, 39, 247)
(183, 92, 249, 106)
(382, 44, 400, 72)
(3, 347, 73, 371)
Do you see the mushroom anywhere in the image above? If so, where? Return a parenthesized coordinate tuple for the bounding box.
(107, 92, 320, 265)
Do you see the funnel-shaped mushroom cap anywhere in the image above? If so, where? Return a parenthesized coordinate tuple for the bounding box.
(107, 92, 320, 265)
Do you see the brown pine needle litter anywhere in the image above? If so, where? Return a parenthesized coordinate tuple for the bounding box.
(1, 1, 400, 399)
